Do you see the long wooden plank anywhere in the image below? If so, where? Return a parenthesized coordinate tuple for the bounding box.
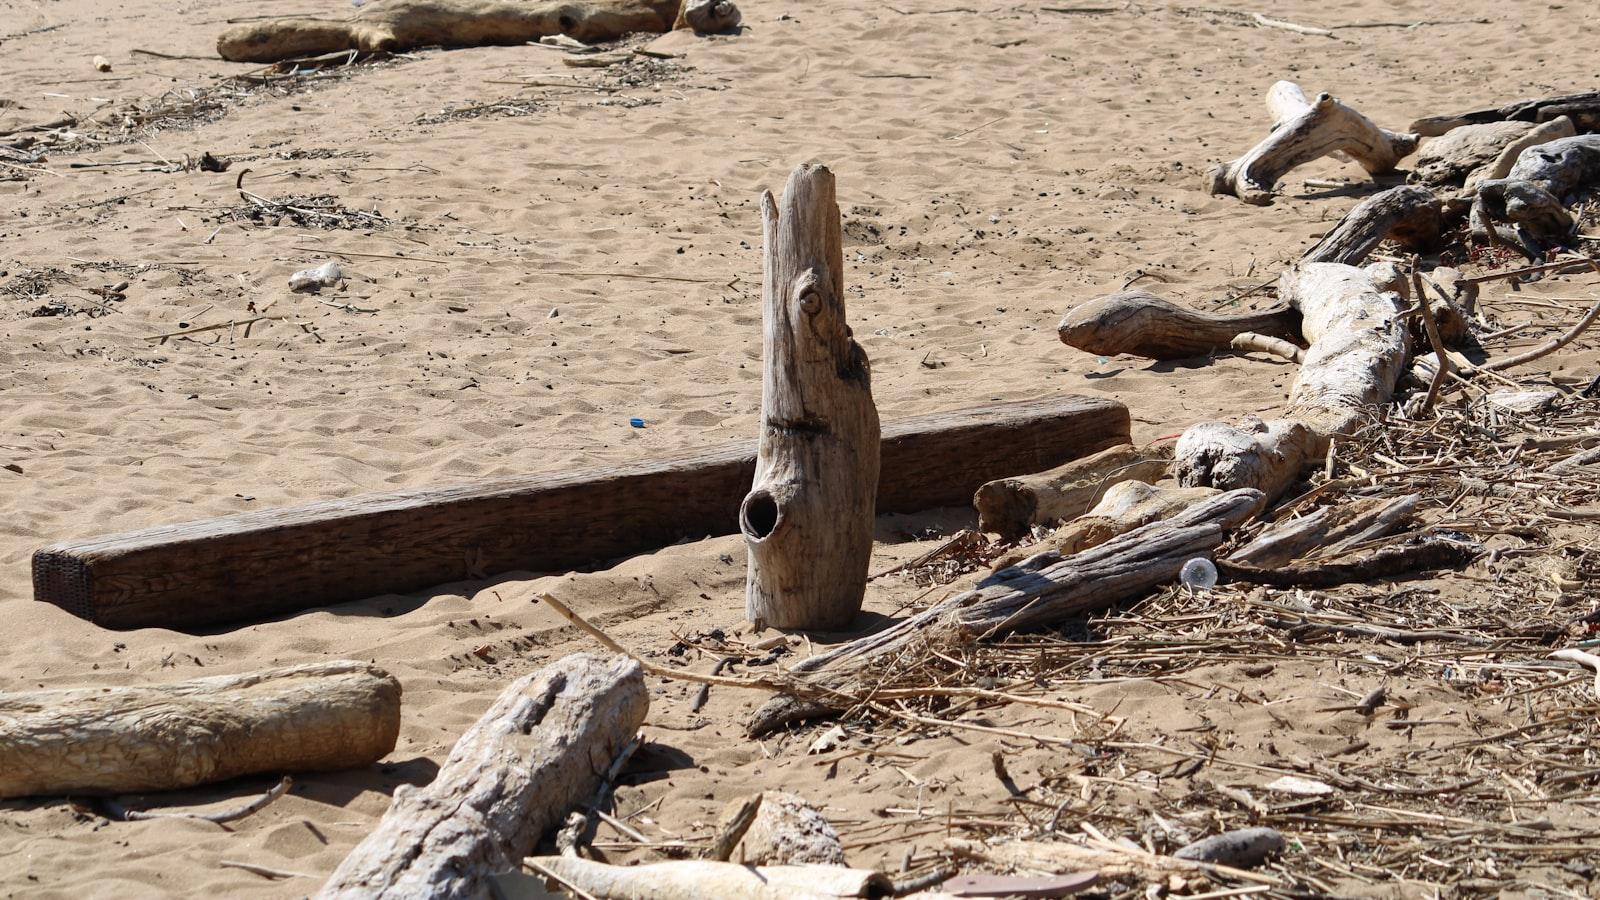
(33, 395, 1128, 631)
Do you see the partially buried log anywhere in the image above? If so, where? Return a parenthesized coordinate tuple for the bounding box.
(1057, 289, 1299, 360)
(1411, 90, 1600, 137)
(738, 791, 846, 866)
(748, 489, 1260, 735)
(36, 394, 1126, 632)
(742, 164, 880, 631)
(974, 442, 1171, 541)
(527, 858, 894, 900)
(1174, 263, 1408, 505)
(217, 0, 735, 63)
(317, 653, 646, 900)
(1209, 81, 1419, 205)
(0, 661, 399, 798)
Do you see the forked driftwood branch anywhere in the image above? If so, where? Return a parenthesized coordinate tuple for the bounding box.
(1209, 81, 1419, 205)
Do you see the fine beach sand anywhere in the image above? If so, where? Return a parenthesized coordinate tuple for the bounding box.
(3, 0, 1599, 895)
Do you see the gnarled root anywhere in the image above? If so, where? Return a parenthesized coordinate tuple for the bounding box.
(1209, 81, 1419, 205)
(1472, 134, 1600, 259)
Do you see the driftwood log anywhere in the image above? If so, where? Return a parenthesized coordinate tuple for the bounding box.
(528, 858, 895, 900)
(974, 443, 1171, 541)
(318, 653, 646, 900)
(1474, 134, 1600, 258)
(1463, 116, 1577, 192)
(1019, 481, 1220, 560)
(1174, 263, 1408, 504)
(35, 395, 1126, 631)
(217, 0, 737, 63)
(1057, 290, 1299, 360)
(1411, 121, 1534, 187)
(1411, 90, 1600, 137)
(0, 661, 399, 798)
(1209, 81, 1419, 205)
(742, 164, 880, 631)
(1301, 185, 1442, 266)
(748, 489, 1261, 735)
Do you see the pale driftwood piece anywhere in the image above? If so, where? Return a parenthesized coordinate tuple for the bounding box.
(1411, 91, 1600, 137)
(1251, 13, 1330, 36)
(708, 795, 763, 861)
(1474, 135, 1600, 257)
(674, 0, 741, 31)
(1463, 116, 1577, 192)
(1301, 185, 1442, 266)
(974, 443, 1171, 540)
(747, 489, 1261, 735)
(1174, 828, 1287, 868)
(0, 661, 398, 799)
(1175, 264, 1408, 504)
(1231, 494, 1418, 567)
(1411, 121, 1533, 187)
(992, 481, 1219, 569)
(742, 164, 880, 631)
(946, 837, 1279, 886)
(1057, 290, 1298, 360)
(1208, 82, 1419, 205)
(1230, 331, 1305, 363)
(317, 654, 646, 900)
(36, 394, 1125, 632)
(217, 0, 728, 62)
(527, 858, 894, 900)
(1218, 534, 1476, 588)
(738, 792, 845, 866)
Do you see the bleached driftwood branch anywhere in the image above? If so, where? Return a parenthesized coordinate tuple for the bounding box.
(527, 858, 895, 900)
(1174, 263, 1408, 505)
(973, 442, 1171, 540)
(1473, 134, 1600, 258)
(1209, 81, 1419, 205)
(0, 661, 399, 798)
(1301, 185, 1442, 266)
(317, 653, 646, 900)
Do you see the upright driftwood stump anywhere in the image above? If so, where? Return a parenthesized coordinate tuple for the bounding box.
(318, 653, 646, 900)
(0, 661, 400, 798)
(741, 165, 880, 631)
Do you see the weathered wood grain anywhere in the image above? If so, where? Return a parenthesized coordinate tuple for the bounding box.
(0, 661, 399, 798)
(974, 442, 1171, 541)
(34, 395, 1129, 631)
(743, 164, 881, 630)
(318, 653, 646, 900)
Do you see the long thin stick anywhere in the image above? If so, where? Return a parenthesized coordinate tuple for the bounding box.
(108, 776, 292, 823)
(1481, 294, 1600, 372)
(1410, 270, 1451, 415)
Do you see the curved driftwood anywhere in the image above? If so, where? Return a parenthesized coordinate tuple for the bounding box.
(527, 858, 894, 900)
(0, 661, 399, 799)
(217, 0, 718, 63)
(1474, 135, 1600, 258)
(1057, 290, 1299, 360)
(1209, 81, 1419, 205)
(318, 653, 646, 900)
(1411, 122, 1533, 188)
(1463, 116, 1577, 192)
(741, 164, 880, 631)
(1231, 331, 1305, 364)
(1302, 185, 1442, 266)
(747, 489, 1261, 735)
(974, 443, 1171, 541)
(1174, 264, 1408, 504)
(1411, 90, 1600, 137)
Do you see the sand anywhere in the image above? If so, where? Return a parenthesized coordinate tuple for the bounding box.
(2, 0, 1599, 896)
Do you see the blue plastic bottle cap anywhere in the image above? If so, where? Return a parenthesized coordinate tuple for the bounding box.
(629, 417, 645, 428)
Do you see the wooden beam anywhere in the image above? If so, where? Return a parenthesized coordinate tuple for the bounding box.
(34, 395, 1128, 631)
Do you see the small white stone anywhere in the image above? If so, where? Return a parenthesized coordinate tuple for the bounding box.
(288, 261, 342, 292)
